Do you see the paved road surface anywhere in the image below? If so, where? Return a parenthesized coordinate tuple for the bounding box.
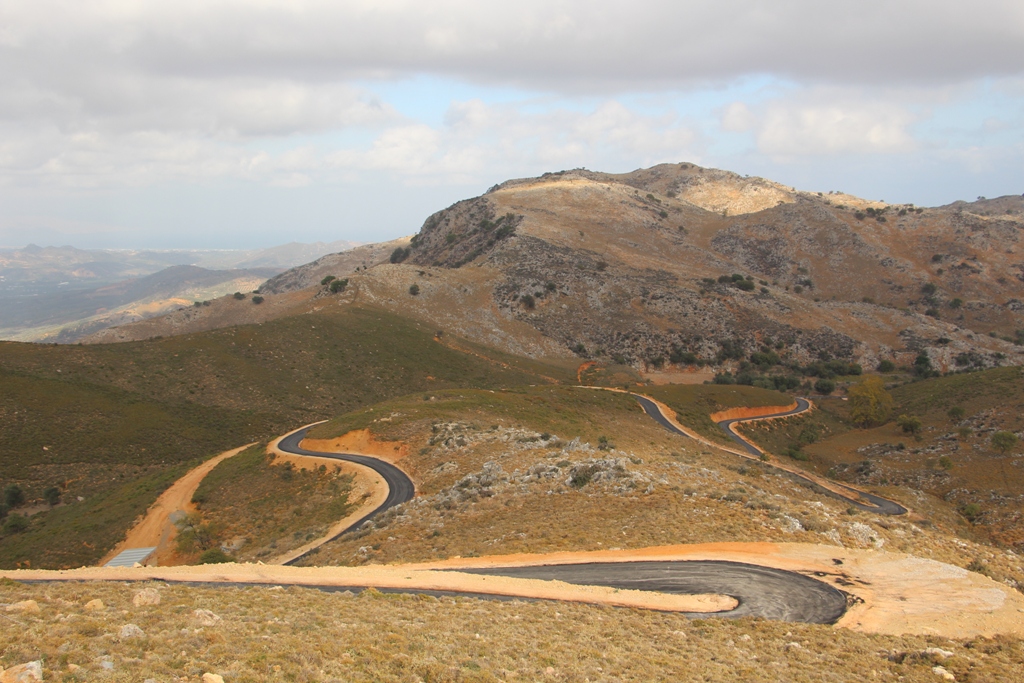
(458, 560, 849, 623)
(633, 394, 907, 515)
(276, 426, 415, 564)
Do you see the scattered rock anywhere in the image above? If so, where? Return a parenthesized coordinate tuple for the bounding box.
(5, 600, 40, 615)
(98, 658, 114, 671)
(924, 647, 955, 660)
(193, 609, 221, 626)
(202, 674, 225, 683)
(132, 587, 161, 607)
(0, 661, 43, 682)
(120, 623, 145, 639)
(84, 599, 105, 611)
(932, 665, 956, 681)
(785, 642, 802, 651)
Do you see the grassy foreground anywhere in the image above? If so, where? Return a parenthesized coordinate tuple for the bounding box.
(2, 579, 1022, 682)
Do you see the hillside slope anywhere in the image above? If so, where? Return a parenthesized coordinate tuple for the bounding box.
(131, 163, 1022, 376)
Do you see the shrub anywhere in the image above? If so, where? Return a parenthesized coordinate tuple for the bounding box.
(947, 406, 965, 421)
(596, 261, 608, 271)
(320, 275, 336, 285)
(2, 514, 28, 534)
(961, 503, 982, 522)
(43, 486, 61, 507)
(848, 376, 894, 427)
(877, 359, 895, 373)
(948, 298, 963, 309)
(921, 282, 938, 296)
(793, 285, 804, 294)
(897, 414, 923, 439)
(233, 292, 246, 300)
(991, 431, 1019, 455)
(330, 278, 349, 293)
(409, 284, 420, 296)
(520, 294, 534, 309)
(854, 211, 866, 220)
(545, 282, 557, 292)
(251, 295, 264, 304)
(198, 548, 236, 564)
(735, 279, 755, 291)
(3, 484, 25, 509)
(390, 247, 411, 264)
(659, 210, 668, 218)
(938, 455, 953, 471)
(670, 349, 698, 365)
(814, 378, 836, 394)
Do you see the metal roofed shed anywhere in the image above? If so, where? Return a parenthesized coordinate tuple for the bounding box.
(104, 547, 157, 567)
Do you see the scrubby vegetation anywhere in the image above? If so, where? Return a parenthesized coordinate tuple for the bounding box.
(0, 305, 570, 568)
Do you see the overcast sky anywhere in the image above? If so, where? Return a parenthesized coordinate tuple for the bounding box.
(1, 1, 1021, 249)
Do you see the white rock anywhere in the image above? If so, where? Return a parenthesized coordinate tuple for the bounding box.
(925, 647, 955, 659)
(193, 609, 221, 626)
(5, 600, 40, 615)
(120, 623, 145, 639)
(0, 661, 43, 682)
(202, 674, 225, 683)
(132, 587, 161, 607)
(932, 665, 956, 681)
(785, 642, 802, 650)
(84, 599, 105, 611)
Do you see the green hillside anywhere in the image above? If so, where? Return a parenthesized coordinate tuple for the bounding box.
(0, 305, 571, 569)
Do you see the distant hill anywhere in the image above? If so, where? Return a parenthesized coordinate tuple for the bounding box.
(0, 240, 361, 341)
(118, 162, 1023, 375)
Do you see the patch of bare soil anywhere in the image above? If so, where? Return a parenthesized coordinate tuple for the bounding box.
(98, 444, 253, 567)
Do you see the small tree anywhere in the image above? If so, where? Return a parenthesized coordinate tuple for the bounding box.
(848, 376, 895, 427)
(43, 486, 61, 507)
(2, 514, 28, 534)
(330, 278, 348, 293)
(897, 414, 923, 440)
(3, 484, 25, 509)
(991, 431, 1019, 455)
(814, 378, 836, 394)
(947, 406, 966, 422)
(520, 294, 535, 309)
(409, 284, 420, 296)
(251, 295, 264, 304)
(233, 291, 246, 300)
(320, 275, 337, 285)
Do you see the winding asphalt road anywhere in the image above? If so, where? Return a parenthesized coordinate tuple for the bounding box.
(632, 394, 907, 515)
(273, 407, 855, 623)
(276, 426, 416, 565)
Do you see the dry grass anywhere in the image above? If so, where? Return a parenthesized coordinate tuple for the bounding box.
(3, 579, 1022, 682)
(186, 445, 355, 563)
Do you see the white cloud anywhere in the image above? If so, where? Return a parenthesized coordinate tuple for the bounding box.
(721, 93, 919, 157)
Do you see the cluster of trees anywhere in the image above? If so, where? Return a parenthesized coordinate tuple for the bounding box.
(320, 275, 349, 293)
(1, 483, 62, 535)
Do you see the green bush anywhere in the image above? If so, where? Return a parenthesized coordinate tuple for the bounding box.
(330, 278, 349, 293)
(897, 414, 923, 439)
(409, 284, 420, 296)
(320, 275, 336, 285)
(390, 247, 411, 264)
(233, 292, 246, 300)
(2, 514, 28, 534)
(938, 455, 953, 471)
(991, 431, 1019, 454)
(813, 378, 836, 394)
(921, 282, 938, 295)
(3, 484, 25, 509)
(735, 279, 756, 291)
(198, 548, 235, 564)
(961, 503, 982, 522)
(877, 359, 895, 373)
(43, 486, 61, 507)
(947, 406, 966, 421)
(251, 295, 264, 304)
(520, 294, 535, 309)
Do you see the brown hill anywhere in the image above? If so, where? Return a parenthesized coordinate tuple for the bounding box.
(87, 163, 1024, 375)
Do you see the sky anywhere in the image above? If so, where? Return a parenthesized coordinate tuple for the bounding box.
(0, 1, 1021, 249)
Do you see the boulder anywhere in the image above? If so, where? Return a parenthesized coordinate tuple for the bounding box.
(120, 623, 145, 639)
(132, 588, 161, 607)
(193, 609, 221, 626)
(202, 674, 225, 683)
(0, 661, 43, 682)
(5, 600, 40, 615)
(84, 599, 105, 611)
